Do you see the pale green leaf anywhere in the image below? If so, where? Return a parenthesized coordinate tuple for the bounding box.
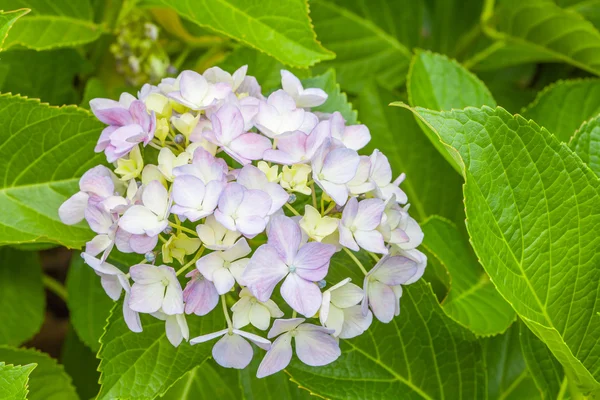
(61, 327, 101, 400)
(0, 9, 28, 51)
(0, 0, 102, 50)
(309, 0, 412, 93)
(301, 69, 357, 124)
(404, 104, 600, 393)
(286, 281, 486, 400)
(482, 0, 600, 75)
(141, 0, 334, 68)
(569, 114, 600, 177)
(358, 84, 464, 223)
(66, 252, 113, 351)
(0, 49, 85, 106)
(0, 362, 36, 400)
(484, 324, 541, 399)
(0, 247, 44, 345)
(520, 321, 564, 399)
(98, 302, 226, 399)
(408, 51, 496, 173)
(522, 79, 600, 142)
(0, 94, 104, 247)
(0, 346, 78, 400)
(422, 216, 516, 336)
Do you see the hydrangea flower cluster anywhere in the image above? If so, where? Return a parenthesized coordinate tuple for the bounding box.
(59, 65, 427, 377)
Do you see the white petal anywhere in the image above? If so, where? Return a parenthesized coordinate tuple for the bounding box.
(256, 333, 293, 378)
(212, 333, 253, 369)
(58, 192, 88, 225)
(295, 329, 341, 366)
(249, 303, 271, 331)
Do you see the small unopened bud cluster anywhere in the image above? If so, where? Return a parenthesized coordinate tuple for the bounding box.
(59, 65, 426, 377)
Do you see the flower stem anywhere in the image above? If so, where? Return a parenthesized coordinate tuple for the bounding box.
(343, 247, 369, 276)
(368, 252, 381, 262)
(176, 246, 205, 276)
(168, 221, 197, 236)
(284, 203, 301, 217)
(323, 201, 337, 216)
(310, 183, 317, 209)
(43, 274, 68, 302)
(221, 295, 233, 332)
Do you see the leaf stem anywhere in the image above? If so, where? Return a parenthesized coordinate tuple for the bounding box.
(43, 274, 68, 302)
(168, 221, 197, 236)
(343, 248, 369, 276)
(284, 203, 301, 217)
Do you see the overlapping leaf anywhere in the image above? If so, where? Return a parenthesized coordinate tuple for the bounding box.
(0, 9, 28, 50)
(522, 79, 600, 142)
(404, 105, 600, 393)
(570, 114, 600, 176)
(0, 362, 36, 400)
(0, 1, 102, 50)
(422, 217, 515, 336)
(0, 94, 104, 247)
(0, 346, 78, 400)
(141, 0, 334, 68)
(0, 247, 44, 345)
(61, 328, 101, 400)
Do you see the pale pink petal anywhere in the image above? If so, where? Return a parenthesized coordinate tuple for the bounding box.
(123, 288, 142, 333)
(317, 180, 350, 206)
(236, 164, 269, 189)
(234, 329, 271, 347)
(180, 70, 209, 106)
(322, 148, 360, 184)
(243, 245, 288, 302)
(354, 199, 385, 230)
(172, 175, 205, 209)
(218, 183, 244, 216)
(196, 253, 225, 280)
(237, 189, 271, 219)
(295, 329, 340, 366)
(129, 234, 158, 254)
(372, 256, 418, 286)
(256, 333, 293, 378)
(221, 238, 251, 261)
(264, 183, 289, 215)
(142, 181, 169, 217)
(190, 329, 228, 344)
(118, 205, 160, 235)
(212, 333, 254, 369)
(340, 305, 372, 339)
(212, 268, 235, 294)
(368, 281, 396, 323)
(281, 274, 322, 317)
(214, 103, 244, 143)
(183, 270, 219, 315)
(86, 234, 112, 257)
(84, 206, 114, 234)
(129, 282, 165, 313)
(162, 266, 184, 315)
(293, 242, 335, 281)
(229, 133, 271, 161)
(297, 88, 328, 108)
(90, 98, 132, 125)
(58, 192, 89, 225)
(354, 230, 388, 254)
(338, 224, 359, 251)
(99, 274, 123, 301)
(281, 70, 302, 97)
(236, 216, 268, 237)
(267, 215, 301, 265)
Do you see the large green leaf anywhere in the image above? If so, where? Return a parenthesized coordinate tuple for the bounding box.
(0, 0, 102, 50)
(522, 79, 600, 142)
(162, 358, 311, 399)
(358, 84, 464, 223)
(422, 216, 515, 336)
(98, 303, 226, 399)
(0, 247, 44, 345)
(0, 49, 85, 106)
(301, 69, 357, 124)
(61, 327, 101, 400)
(309, 0, 412, 93)
(0, 346, 78, 400)
(408, 51, 496, 173)
(0, 9, 28, 50)
(403, 104, 600, 393)
(482, 0, 600, 75)
(0, 94, 104, 247)
(142, 0, 334, 68)
(570, 114, 600, 177)
(0, 362, 36, 400)
(520, 322, 564, 399)
(286, 280, 487, 400)
(66, 252, 113, 351)
(483, 324, 541, 399)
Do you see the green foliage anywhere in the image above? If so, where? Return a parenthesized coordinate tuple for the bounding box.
(421, 217, 515, 336)
(0, 9, 28, 50)
(407, 105, 600, 393)
(66, 252, 113, 351)
(0, 362, 36, 400)
(142, 0, 334, 68)
(0, 1, 102, 50)
(0, 94, 103, 248)
(0, 346, 78, 400)
(570, 114, 600, 176)
(301, 69, 357, 124)
(61, 328, 101, 400)
(0, 247, 44, 346)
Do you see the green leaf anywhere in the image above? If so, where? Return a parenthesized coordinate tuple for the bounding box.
(403, 104, 600, 393)
(408, 51, 496, 173)
(0, 346, 78, 400)
(66, 252, 113, 351)
(482, 0, 600, 75)
(301, 69, 357, 124)
(0, 247, 44, 345)
(286, 282, 487, 400)
(477, 65, 538, 114)
(483, 324, 541, 399)
(520, 321, 564, 399)
(0, 0, 102, 50)
(162, 358, 312, 399)
(421, 216, 516, 336)
(0, 9, 28, 51)
(61, 327, 101, 400)
(0, 49, 85, 106)
(358, 84, 464, 223)
(522, 79, 600, 142)
(569, 114, 600, 177)
(309, 0, 412, 93)
(0, 94, 104, 248)
(141, 0, 334, 68)
(98, 302, 225, 399)
(0, 362, 36, 400)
